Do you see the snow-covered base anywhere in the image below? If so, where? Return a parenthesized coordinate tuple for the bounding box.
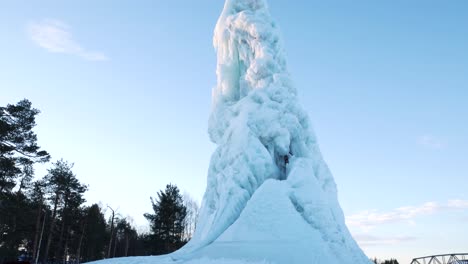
(88, 256, 269, 264)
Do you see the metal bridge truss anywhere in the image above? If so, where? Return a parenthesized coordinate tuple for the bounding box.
(411, 253, 468, 264)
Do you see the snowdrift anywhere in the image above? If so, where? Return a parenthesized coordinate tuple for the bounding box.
(89, 0, 370, 263)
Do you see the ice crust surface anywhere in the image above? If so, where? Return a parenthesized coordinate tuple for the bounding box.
(88, 0, 370, 263)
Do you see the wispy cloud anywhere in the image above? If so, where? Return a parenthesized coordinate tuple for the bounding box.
(27, 19, 108, 61)
(418, 135, 446, 149)
(353, 234, 417, 247)
(346, 199, 468, 232)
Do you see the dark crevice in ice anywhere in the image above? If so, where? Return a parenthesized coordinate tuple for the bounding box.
(274, 149, 292, 181)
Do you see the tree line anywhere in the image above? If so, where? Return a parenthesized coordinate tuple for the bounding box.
(371, 258, 399, 264)
(0, 99, 199, 264)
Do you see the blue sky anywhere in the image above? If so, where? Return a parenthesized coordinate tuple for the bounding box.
(1, 1, 467, 263)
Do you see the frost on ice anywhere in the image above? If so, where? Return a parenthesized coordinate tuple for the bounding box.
(191, 0, 332, 246)
(90, 0, 371, 263)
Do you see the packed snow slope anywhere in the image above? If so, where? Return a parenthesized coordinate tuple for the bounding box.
(89, 0, 370, 263)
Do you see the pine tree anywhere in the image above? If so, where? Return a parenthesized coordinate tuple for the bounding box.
(29, 180, 47, 262)
(0, 99, 49, 261)
(144, 184, 187, 254)
(113, 218, 138, 257)
(382, 259, 399, 264)
(0, 99, 50, 193)
(42, 159, 87, 262)
(79, 204, 108, 262)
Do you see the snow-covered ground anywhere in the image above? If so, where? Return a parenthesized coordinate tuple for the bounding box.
(89, 0, 371, 263)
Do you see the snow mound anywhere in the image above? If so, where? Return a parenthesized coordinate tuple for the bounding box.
(88, 0, 370, 263)
(176, 159, 368, 263)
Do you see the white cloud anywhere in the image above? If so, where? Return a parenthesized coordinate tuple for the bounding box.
(417, 135, 446, 149)
(447, 199, 468, 208)
(27, 19, 108, 61)
(346, 199, 468, 232)
(352, 234, 416, 247)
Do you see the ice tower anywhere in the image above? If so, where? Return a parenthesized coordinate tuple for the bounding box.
(176, 0, 371, 263)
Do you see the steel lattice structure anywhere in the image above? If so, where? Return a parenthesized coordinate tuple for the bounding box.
(411, 253, 468, 264)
